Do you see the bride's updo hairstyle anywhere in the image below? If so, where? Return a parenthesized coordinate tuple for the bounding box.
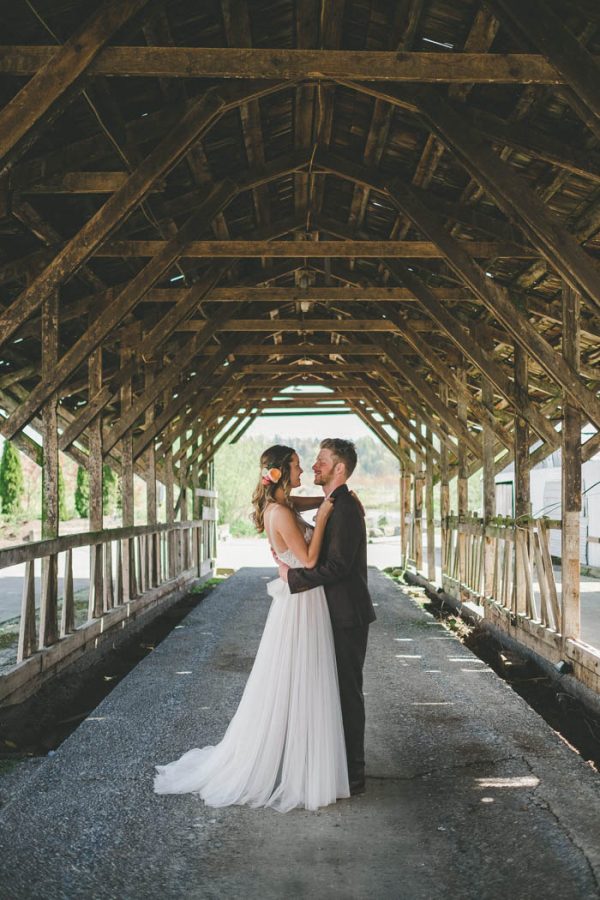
(251, 444, 296, 532)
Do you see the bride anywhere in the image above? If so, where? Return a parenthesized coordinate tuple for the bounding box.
(154, 444, 350, 811)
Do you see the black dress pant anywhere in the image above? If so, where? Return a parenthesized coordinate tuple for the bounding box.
(332, 623, 369, 781)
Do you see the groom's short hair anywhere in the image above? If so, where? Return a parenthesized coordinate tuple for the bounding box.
(320, 438, 357, 477)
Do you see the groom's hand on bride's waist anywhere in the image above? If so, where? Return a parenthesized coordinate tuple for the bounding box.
(278, 562, 290, 582)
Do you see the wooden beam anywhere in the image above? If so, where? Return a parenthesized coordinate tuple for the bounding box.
(103, 304, 244, 455)
(0, 88, 228, 345)
(386, 183, 600, 430)
(513, 331, 531, 615)
(372, 302, 512, 450)
(18, 172, 167, 193)
(141, 285, 476, 302)
(0, 47, 581, 83)
(39, 292, 59, 648)
(412, 87, 600, 317)
(492, 0, 600, 128)
(133, 346, 238, 459)
(0, 0, 150, 173)
(97, 239, 534, 258)
(375, 337, 481, 458)
(3, 183, 235, 439)
(561, 285, 582, 639)
(382, 258, 558, 447)
(180, 318, 399, 332)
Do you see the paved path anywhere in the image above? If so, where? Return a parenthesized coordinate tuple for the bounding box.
(2, 568, 600, 899)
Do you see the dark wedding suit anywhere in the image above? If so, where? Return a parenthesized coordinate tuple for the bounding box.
(287, 484, 376, 781)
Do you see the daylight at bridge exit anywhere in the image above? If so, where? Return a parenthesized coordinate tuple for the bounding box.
(2, 1, 600, 898)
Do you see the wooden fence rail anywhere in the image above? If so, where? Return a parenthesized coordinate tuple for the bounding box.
(442, 514, 561, 626)
(0, 504, 217, 706)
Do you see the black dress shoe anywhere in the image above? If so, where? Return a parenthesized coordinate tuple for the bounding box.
(349, 778, 366, 796)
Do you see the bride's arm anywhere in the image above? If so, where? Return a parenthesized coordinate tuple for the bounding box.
(290, 495, 324, 511)
(271, 502, 333, 569)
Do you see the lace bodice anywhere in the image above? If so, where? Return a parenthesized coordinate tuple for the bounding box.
(274, 513, 313, 569)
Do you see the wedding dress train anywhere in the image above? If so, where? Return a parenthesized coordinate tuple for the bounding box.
(154, 540, 350, 812)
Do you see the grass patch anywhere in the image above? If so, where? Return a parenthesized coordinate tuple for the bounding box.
(188, 575, 228, 593)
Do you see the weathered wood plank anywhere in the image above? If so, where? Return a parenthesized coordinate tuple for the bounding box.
(561, 285, 582, 640)
(39, 293, 59, 648)
(383, 258, 558, 448)
(0, 89, 227, 346)
(388, 181, 600, 430)
(0, 47, 579, 83)
(0, 0, 150, 172)
(492, 0, 600, 127)
(104, 303, 243, 455)
(96, 239, 535, 258)
(513, 332, 530, 617)
(413, 87, 600, 317)
(17, 560, 36, 662)
(3, 182, 235, 440)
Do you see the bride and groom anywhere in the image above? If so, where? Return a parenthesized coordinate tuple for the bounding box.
(154, 438, 376, 811)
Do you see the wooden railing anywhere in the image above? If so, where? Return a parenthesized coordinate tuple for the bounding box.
(442, 514, 560, 630)
(0, 516, 215, 705)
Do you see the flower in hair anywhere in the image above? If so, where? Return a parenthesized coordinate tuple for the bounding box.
(261, 466, 282, 486)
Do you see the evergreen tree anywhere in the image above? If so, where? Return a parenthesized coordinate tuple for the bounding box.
(102, 464, 118, 516)
(75, 465, 90, 518)
(59, 465, 68, 521)
(0, 441, 24, 516)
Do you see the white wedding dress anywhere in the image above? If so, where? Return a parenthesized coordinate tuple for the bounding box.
(154, 522, 350, 812)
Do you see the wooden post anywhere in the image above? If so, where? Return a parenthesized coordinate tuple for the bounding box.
(413, 420, 424, 572)
(120, 324, 137, 600)
(514, 331, 530, 616)
(165, 444, 175, 577)
(561, 284, 581, 640)
(457, 367, 469, 590)
(39, 291, 59, 647)
(439, 385, 450, 575)
(398, 432, 410, 567)
(88, 340, 104, 617)
(426, 425, 436, 582)
(481, 333, 496, 597)
(179, 468, 188, 570)
(145, 364, 158, 587)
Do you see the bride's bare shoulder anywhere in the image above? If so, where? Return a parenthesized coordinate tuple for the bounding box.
(265, 503, 294, 524)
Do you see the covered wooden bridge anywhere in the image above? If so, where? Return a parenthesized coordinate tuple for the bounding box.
(0, 0, 600, 707)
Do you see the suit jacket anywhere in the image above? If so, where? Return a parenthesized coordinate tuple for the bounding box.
(287, 483, 376, 629)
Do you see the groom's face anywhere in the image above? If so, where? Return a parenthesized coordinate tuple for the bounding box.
(312, 448, 339, 488)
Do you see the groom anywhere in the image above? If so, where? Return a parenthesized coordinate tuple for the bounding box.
(278, 438, 376, 795)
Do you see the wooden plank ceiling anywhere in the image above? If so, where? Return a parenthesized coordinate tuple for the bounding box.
(0, 0, 599, 479)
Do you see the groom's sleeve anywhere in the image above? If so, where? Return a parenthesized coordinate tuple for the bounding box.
(287, 500, 362, 594)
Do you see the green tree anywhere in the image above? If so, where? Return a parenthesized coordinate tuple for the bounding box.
(75, 465, 90, 518)
(0, 440, 24, 516)
(103, 465, 118, 516)
(59, 465, 68, 521)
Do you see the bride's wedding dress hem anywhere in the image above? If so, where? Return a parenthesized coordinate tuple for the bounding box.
(154, 541, 350, 813)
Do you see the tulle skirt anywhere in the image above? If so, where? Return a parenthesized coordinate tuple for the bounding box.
(154, 577, 350, 812)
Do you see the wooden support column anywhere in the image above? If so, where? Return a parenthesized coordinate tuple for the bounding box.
(413, 420, 424, 573)
(426, 426, 436, 582)
(164, 363, 176, 578)
(561, 285, 581, 640)
(400, 438, 412, 569)
(120, 324, 138, 600)
(439, 385, 450, 576)
(88, 341, 104, 618)
(514, 332, 530, 616)
(39, 291, 59, 648)
(144, 364, 159, 587)
(481, 334, 496, 597)
(457, 367, 469, 590)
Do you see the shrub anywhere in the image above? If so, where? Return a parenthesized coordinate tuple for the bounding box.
(0, 441, 24, 516)
(75, 466, 90, 518)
